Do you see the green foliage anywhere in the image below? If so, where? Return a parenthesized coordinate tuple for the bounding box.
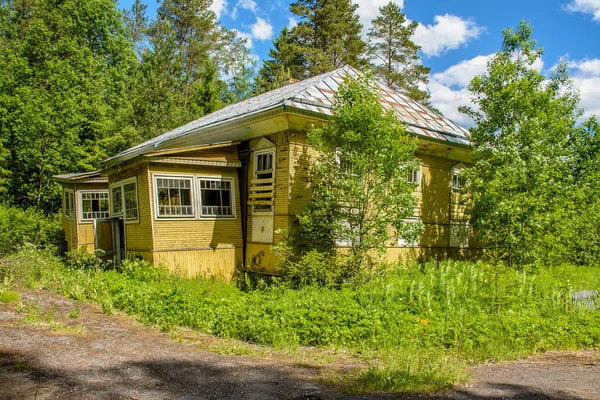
(0, 204, 62, 255)
(254, 27, 305, 93)
(0, 0, 136, 209)
(64, 248, 109, 272)
(289, 0, 366, 77)
(367, 2, 431, 104)
(278, 74, 422, 282)
(461, 21, 583, 267)
(38, 257, 600, 392)
(0, 245, 62, 289)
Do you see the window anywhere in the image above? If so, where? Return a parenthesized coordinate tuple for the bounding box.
(452, 172, 467, 190)
(124, 181, 138, 220)
(156, 177, 193, 217)
(253, 150, 274, 213)
(451, 163, 467, 191)
(111, 186, 123, 216)
(200, 179, 234, 217)
(80, 191, 110, 220)
(407, 167, 420, 186)
(64, 190, 74, 219)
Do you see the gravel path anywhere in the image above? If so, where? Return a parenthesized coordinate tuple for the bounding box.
(1, 290, 599, 400)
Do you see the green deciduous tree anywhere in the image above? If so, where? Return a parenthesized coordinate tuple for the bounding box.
(276, 74, 422, 285)
(0, 0, 136, 210)
(367, 2, 430, 103)
(461, 21, 582, 267)
(289, 0, 366, 77)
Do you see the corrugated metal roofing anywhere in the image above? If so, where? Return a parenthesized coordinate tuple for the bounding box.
(106, 66, 471, 165)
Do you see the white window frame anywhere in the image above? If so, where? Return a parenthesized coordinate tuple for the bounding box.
(110, 177, 139, 224)
(252, 148, 275, 215)
(407, 163, 422, 188)
(451, 163, 467, 191)
(153, 174, 196, 219)
(150, 173, 237, 221)
(78, 190, 110, 222)
(64, 189, 74, 220)
(110, 184, 123, 217)
(198, 176, 236, 219)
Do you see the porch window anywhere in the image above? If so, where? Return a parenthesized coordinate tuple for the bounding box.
(111, 186, 123, 216)
(199, 178, 234, 217)
(252, 151, 274, 213)
(80, 191, 110, 220)
(64, 190, 74, 219)
(407, 166, 421, 186)
(124, 181, 138, 220)
(156, 177, 194, 217)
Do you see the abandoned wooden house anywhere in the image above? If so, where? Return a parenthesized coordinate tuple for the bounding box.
(56, 66, 478, 281)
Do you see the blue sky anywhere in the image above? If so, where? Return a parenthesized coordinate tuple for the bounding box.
(119, 0, 600, 125)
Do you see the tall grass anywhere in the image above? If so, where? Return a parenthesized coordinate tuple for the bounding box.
(3, 249, 599, 393)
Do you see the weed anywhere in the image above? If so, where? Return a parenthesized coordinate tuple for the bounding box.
(31, 257, 600, 394)
(68, 305, 80, 319)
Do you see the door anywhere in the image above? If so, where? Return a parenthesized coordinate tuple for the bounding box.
(111, 218, 125, 266)
(93, 219, 114, 258)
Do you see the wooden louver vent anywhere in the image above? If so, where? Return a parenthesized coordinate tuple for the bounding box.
(248, 177, 274, 206)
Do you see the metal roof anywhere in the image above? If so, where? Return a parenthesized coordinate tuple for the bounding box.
(54, 171, 108, 183)
(105, 66, 471, 165)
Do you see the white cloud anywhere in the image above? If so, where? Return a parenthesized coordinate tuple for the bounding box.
(250, 17, 273, 41)
(432, 54, 492, 88)
(564, 0, 600, 21)
(209, 0, 227, 19)
(288, 16, 298, 29)
(568, 58, 600, 119)
(427, 55, 493, 127)
(351, 0, 404, 33)
(570, 58, 600, 77)
(231, 0, 258, 20)
(413, 14, 483, 57)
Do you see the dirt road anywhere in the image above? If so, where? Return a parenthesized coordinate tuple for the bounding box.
(1, 290, 598, 400)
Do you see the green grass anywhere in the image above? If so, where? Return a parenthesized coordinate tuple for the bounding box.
(2, 248, 600, 394)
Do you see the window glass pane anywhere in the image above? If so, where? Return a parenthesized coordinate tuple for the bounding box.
(112, 187, 122, 214)
(200, 179, 233, 217)
(156, 177, 193, 217)
(124, 182, 138, 220)
(81, 192, 109, 219)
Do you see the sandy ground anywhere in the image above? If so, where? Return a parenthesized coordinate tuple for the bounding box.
(1, 290, 599, 400)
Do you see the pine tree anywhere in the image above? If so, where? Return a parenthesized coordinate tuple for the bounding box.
(367, 2, 430, 103)
(255, 27, 304, 93)
(123, 0, 149, 59)
(289, 0, 366, 77)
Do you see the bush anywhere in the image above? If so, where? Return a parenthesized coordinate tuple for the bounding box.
(64, 247, 110, 271)
(0, 204, 62, 255)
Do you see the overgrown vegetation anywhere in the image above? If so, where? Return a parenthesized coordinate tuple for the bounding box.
(273, 75, 423, 286)
(461, 21, 600, 267)
(2, 248, 598, 393)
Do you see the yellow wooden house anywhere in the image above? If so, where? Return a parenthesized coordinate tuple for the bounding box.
(58, 67, 479, 281)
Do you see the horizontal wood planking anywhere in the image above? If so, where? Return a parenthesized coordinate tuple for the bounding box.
(152, 247, 242, 282)
(148, 163, 243, 251)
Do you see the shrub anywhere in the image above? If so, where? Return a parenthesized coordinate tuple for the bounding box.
(64, 248, 110, 271)
(0, 204, 62, 255)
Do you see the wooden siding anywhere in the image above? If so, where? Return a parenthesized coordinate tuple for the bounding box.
(246, 133, 291, 245)
(152, 247, 242, 281)
(60, 181, 110, 252)
(148, 163, 243, 251)
(107, 164, 154, 252)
